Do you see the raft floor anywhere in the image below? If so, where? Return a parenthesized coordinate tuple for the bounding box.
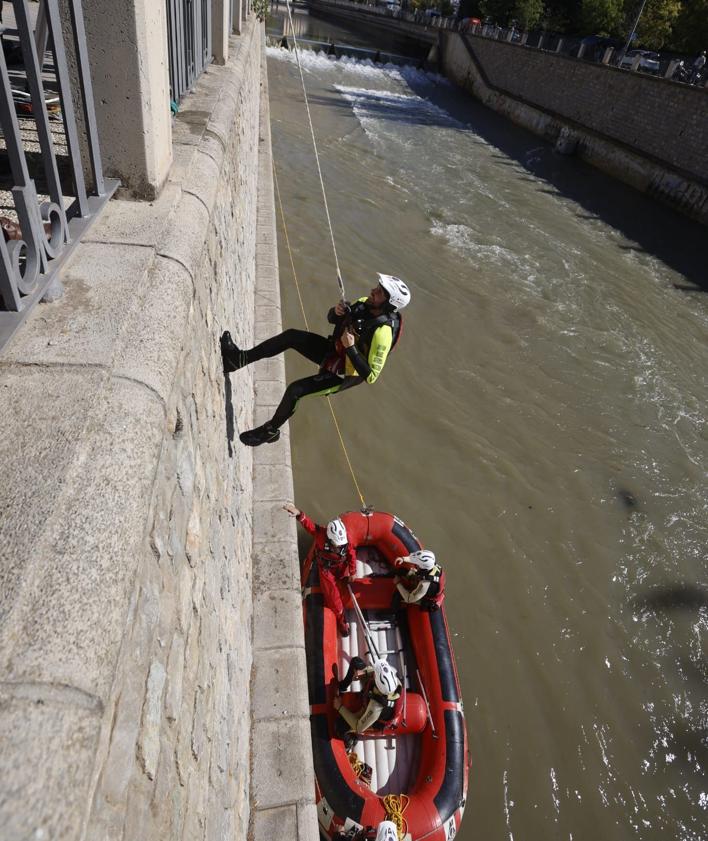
(338, 549, 421, 795)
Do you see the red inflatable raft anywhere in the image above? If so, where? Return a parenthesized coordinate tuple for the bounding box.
(302, 511, 469, 841)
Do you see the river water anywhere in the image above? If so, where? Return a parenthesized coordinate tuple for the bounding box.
(265, 14, 708, 841)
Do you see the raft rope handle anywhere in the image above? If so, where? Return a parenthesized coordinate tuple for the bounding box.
(272, 162, 367, 509)
(281, 0, 346, 302)
(382, 793, 409, 840)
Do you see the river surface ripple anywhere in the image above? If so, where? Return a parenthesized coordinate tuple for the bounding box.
(265, 36, 708, 841)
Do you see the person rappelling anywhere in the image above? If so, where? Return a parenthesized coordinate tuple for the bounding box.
(284, 503, 356, 636)
(220, 274, 410, 446)
(334, 657, 402, 750)
(393, 549, 445, 611)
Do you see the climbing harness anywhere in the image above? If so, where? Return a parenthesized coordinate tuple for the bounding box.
(382, 793, 409, 840)
(282, 0, 346, 301)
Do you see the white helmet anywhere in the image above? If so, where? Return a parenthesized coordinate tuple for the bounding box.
(408, 550, 436, 571)
(373, 659, 399, 695)
(375, 822, 399, 841)
(377, 273, 411, 310)
(326, 517, 348, 547)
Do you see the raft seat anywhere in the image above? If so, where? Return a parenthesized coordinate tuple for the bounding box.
(339, 606, 423, 793)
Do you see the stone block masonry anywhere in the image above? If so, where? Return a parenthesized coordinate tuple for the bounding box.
(0, 18, 314, 841)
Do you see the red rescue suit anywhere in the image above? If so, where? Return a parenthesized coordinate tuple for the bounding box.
(297, 512, 356, 621)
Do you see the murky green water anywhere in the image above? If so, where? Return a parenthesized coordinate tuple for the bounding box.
(265, 14, 708, 841)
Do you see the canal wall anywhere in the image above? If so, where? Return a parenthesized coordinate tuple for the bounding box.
(0, 19, 317, 841)
(439, 31, 708, 225)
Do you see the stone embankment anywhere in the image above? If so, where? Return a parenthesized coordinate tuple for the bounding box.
(304, 0, 708, 223)
(437, 31, 708, 225)
(0, 19, 316, 841)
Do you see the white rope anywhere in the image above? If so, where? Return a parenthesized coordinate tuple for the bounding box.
(282, 0, 346, 301)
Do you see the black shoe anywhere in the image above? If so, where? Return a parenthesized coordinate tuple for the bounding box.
(240, 422, 281, 447)
(221, 331, 247, 373)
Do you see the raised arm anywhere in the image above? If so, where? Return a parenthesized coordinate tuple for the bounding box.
(283, 503, 317, 536)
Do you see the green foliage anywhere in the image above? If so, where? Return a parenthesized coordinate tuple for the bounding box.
(669, 0, 708, 52)
(479, 0, 515, 24)
(512, 0, 546, 28)
(580, 0, 625, 36)
(457, 0, 485, 17)
(252, 0, 269, 21)
(540, 0, 580, 31)
(459, 0, 706, 52)
(636, 0, 682, 48)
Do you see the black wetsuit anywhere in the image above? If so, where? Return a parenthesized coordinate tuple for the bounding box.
(242, 300, 400, 430)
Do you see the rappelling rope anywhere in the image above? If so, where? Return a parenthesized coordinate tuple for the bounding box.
(382, 793, 409, 840)
(273, 162, 367, 509)
(282, 0, 346, 301)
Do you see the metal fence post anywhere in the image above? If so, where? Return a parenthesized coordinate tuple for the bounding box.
(0, 0, 119, 351)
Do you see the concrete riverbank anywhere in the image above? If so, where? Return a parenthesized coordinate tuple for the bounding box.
(0, 20, 316, 841)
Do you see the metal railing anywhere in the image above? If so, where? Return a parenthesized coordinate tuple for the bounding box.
(0, 0, 117, 353)
(166, 0, 213, 104)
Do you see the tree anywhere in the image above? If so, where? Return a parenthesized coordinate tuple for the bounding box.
(511, 0, 546, 28)
(580, 0, 625, 35)
(669, 0, 708, 53)
(457, 0, 485, 16)
(541, 0, 581, 33)
(634, 0, 682, 48)
(478, 0, 516, 24)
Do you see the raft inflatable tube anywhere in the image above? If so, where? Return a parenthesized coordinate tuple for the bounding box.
(302, 510, 469, 841)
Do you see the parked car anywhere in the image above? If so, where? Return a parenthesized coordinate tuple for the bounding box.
(619, 49, 661, 73)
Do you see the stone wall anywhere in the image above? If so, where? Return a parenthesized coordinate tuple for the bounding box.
(0, 19, 262, 841)
(455, 34, 708, 181)
(440, 32, 708, 223)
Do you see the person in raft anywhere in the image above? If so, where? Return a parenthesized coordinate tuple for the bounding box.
(284, 503, 356, 636)
(334, 657, 402, 747)
(393, 549, 445, 611)
(220, 273, 411, 446)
